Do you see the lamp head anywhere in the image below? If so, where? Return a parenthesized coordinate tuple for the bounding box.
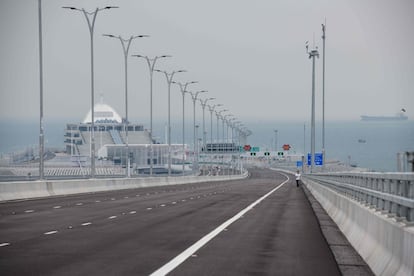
(62, 6, 77, 10)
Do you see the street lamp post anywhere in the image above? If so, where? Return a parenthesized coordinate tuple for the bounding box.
(38, 0, 44, 180)
(207, 104, 222, 148)
(174, 81, 198, 174)
(235, 124, 243, 174)
(223, 114, 232, 146)
(229, 120, 239, 175)
(63, 5, 118, 178)
(199, 98, 215, 154)
(132, 55, 170, 176)
(274, 129, 278, 152)
(189, 90, 207, 172)
(306, 42, 319, 173)
(223, 114, 232, 172)
(154, 69, 186, 176)
(195, 125, 200, 168)
(207, 104, 222, 169)
(322, 22, 327, 170)
(103, 34, 148, 177)
(199, 98, 215, 174)
(226, 117, 236, 175)
(215, 109, 227, 156)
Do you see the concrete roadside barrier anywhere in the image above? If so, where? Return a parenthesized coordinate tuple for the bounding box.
(0, 171, 248, 202)
(303, 177, 414, 276)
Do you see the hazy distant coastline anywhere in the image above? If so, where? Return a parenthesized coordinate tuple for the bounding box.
(1, 119, 413, 172)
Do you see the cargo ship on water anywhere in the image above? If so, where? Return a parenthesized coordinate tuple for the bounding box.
(361, 109, 408, 121)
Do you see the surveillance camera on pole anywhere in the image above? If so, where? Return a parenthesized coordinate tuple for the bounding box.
(306, 41, 319, 173)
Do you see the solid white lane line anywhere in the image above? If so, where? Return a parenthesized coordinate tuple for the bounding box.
(44, 230, 58, 235)
(81, 222, 92, 226)
(0, 243, 10, 247)
(150, 173, 290, 276)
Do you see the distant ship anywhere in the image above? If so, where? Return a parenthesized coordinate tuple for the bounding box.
(361, 109, 408, 121)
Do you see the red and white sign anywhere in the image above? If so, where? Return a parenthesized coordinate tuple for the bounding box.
(282, 144, 291, 151)
(243, 145, 251, 151)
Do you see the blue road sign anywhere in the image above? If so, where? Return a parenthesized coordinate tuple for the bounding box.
(307, 153, 323, 166)
(297, 161, 303, 167)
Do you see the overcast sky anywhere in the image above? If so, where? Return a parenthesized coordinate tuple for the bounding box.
(1, 0, 413, 128)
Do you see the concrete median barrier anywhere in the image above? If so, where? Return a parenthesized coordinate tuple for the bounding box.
(0, 171, 248, 202)
(303, 177, 414, 276)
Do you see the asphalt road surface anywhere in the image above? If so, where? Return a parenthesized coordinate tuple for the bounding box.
(0, 168, 341, 275)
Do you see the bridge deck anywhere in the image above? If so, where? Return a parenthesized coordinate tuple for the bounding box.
(0, 169, 351, 275)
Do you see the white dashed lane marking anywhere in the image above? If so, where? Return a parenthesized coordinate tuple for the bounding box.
(5, 184, 231, 247)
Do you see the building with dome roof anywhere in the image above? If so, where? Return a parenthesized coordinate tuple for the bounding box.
(64, 101, 186, 173)
(82, 102, 123, 124)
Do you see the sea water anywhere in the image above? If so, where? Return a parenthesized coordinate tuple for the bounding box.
(247, 120, 414, 172)
(1, 119, 413, 172)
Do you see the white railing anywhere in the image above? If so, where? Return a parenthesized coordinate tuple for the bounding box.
(304, 172, 414, 222)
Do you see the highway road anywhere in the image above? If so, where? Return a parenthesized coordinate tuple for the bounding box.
(0, 169, 340, 275)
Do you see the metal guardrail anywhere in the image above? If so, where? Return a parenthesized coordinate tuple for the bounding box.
(304, 172, 414, 222)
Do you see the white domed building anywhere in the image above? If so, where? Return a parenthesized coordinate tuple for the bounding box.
(64, 101, 186, 174)
(82, 102, 123, 124)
